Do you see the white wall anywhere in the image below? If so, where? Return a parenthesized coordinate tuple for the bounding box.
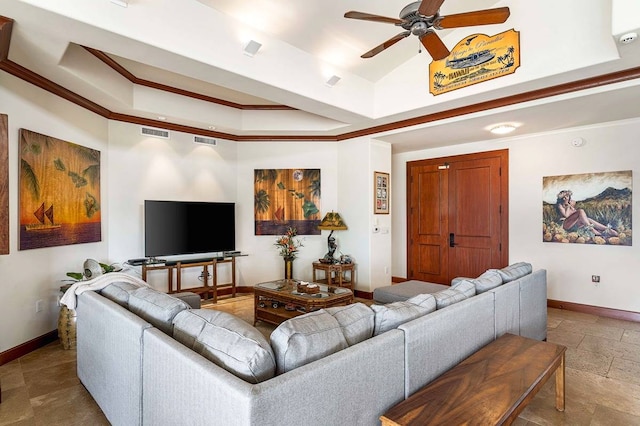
(0, 73, 109, 352)
(392, 118, 640, 313)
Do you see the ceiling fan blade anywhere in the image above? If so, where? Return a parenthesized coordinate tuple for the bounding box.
(344, 11, 404, 25)
(418, 0, 446, 17)
(420, 31, 450, 60)
(361, 31, 411, 58)
(436, 7, 510, 29)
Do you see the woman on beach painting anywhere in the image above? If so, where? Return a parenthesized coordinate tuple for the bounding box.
(542, 171, 632, 245)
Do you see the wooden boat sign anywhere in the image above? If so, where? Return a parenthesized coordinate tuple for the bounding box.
(429, 29, 520, 96)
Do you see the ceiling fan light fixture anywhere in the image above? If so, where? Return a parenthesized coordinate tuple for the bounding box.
(326, 75, 341, 87)
(489, 124, 516, 135)
(243, 40, 262, 57)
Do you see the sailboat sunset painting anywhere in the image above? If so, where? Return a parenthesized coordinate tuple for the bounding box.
(19, 129, 101, 250)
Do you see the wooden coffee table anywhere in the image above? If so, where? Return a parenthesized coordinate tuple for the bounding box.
(380, 333, 566, 426)
(254, 279, 353, 326)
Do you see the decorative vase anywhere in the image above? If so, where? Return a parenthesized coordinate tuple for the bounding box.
(284, 257, 294, 280)
(58, 305, 77, 350)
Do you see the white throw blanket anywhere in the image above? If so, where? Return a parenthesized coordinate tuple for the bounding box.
(60, 272, 151, 309)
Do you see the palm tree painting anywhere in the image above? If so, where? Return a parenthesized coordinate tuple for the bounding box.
(254, 168, 321, 235)
(19, 129, 101, 250)
(0, 114, 8, 254)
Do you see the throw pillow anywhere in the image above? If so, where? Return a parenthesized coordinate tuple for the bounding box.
(451, 279, 476, 298)
(128, 287, 190, 335)
(172, 310, 276, 384)
(100, 281, 138, 307)
(497, 262, 533, 283)
(371, 301, 431, 336)
(433, 288, 468, 309)
(473, 269, 503, 293)
(324, 303, 374, 346)
(270, 310, 348, 374)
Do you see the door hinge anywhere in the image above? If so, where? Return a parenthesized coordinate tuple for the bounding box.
(499, 167, 502, 176)
(499, 243, 502, 251)
(499, 205, 502, 214)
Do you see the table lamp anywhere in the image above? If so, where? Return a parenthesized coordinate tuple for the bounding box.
(317, 211, 347, 263)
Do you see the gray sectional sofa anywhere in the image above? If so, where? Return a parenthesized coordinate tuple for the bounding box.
(75, 263, 546, 426)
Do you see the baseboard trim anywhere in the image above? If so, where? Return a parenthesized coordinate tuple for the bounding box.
(215, 286, 254, 297)
(0, 330, 58, 366)
(548, 299, 640, 323)
(354, 290, 373, 300)
(391, 276, 407, 283)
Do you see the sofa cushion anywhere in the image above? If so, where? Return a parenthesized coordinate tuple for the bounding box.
(99, 281, 138, 307)
(451, 279, 477, 298)
(270, 310, 348, 374)
(473, 269, 504, 294)
(450, 277, 474, 286)
(407, 293, 437, 311)
(172, 309, 276, 384)
(172, 292, 202, 309)
(433, 288, 468, 309)
(371, 300, 433, 336)
(372, 280, 449, 303)
(128, 287, 190, 335)
(497, 262, 533, 283)
(324, 303, 374, 346)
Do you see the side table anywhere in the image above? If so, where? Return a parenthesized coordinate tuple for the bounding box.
(312, 262, 355, 290)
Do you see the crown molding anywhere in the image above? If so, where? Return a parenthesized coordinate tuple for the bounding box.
(83, 46, 295, 111)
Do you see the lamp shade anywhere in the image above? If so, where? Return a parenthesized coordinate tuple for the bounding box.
(318, 212, 347, 230)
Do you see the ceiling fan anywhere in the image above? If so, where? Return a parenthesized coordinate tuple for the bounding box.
(345, 0, 510, 60)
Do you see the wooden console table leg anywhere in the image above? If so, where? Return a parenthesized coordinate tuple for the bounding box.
(231, 257, 236, 297)
(555, 353, 565, 411)
(210, 261, 217, 303)
(176, 263, 182, 293)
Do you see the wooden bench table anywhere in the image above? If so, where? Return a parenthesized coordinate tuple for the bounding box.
(380, 333, 566, 426)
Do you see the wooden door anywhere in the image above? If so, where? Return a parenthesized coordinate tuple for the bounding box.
(407, 150, 508, 284)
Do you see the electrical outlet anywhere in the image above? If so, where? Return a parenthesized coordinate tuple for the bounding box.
(36, 299, 44, 313)
(591, 275, 600, 283)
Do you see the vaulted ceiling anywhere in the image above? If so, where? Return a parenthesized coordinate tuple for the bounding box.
(1, 0, 640, 152)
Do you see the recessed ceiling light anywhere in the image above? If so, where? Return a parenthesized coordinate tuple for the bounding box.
(208, 125, 216, 130)
(243, 40, 262, 57)
(110, 0, 128, 7)
(326, 75, 341, 87)
(490, 124, 516, 135)
(157, 116, 167, 121)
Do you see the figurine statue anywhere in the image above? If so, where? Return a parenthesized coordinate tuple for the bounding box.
(322, 233, 338, 263)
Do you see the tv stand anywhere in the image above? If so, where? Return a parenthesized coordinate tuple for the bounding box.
(141, 255, 242, 302)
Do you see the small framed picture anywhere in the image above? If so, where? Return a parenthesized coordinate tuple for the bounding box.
(374, 171, 389, 214)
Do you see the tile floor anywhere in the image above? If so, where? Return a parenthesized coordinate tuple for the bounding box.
(1, 297, 639, 425)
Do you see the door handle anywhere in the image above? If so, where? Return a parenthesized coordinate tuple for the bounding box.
(449, 233, 457, 248)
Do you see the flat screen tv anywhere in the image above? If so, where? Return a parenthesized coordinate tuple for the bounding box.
(144, 200, 235, 258)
